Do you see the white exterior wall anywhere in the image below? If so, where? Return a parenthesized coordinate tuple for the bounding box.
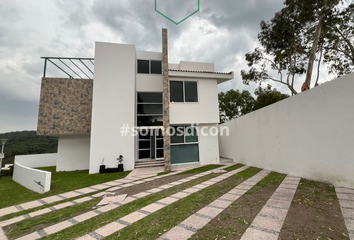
(219, 73, 354, 188)
(170, 78, 219, 124)
(57, 135, 90, 172)
(90, 42, 136, 173)
(13, 153, 57, 193)
(198, 124, 220, 165)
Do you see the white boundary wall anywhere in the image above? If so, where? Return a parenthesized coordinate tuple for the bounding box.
(219, 73, 354, 188)
(13, 154, 57, 193)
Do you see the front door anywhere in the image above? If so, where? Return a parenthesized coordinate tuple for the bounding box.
(138, 129, 164, 160)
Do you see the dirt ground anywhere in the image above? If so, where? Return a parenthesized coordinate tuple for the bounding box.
(191, 177, 284, 240)
(279, 179, 349, 240)
(112, 173, 195, 196)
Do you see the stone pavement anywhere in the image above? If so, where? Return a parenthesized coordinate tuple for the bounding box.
(159, 169, 270, 240)
(336, 187, 354, 240)
(75, 166, 250, 240)
(240, 175, 301, 240)
(13, 164, 235, 240)
(126, 166, 164, 178)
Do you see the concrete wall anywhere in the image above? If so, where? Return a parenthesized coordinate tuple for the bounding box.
(13, 154, 57, 193)
(198, 124, 220, 165)
(170, 78, 219, 124)
(90, 42, 136, 173)
(219, 73, 354, 188)
(57, 135, 90, 172)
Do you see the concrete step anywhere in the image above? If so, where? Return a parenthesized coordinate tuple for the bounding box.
(220, 158, 234, 163)
(135, 160, 165, 168)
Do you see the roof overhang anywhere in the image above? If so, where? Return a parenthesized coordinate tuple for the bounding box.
(168, 70, 234, 84)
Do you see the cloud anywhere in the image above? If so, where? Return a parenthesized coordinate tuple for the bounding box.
(0, 0, 334, 133)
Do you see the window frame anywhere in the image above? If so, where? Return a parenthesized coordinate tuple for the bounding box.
(137, 59, 163, 75)
(136, 92, 164, 127)
(170, 125, 199, 146)
(169, 80, 199, 103)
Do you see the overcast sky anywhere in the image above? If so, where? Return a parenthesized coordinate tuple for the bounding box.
(0, 0, 333, 133)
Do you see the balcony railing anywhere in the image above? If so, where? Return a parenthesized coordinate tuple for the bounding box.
(42, 57, 94, 79)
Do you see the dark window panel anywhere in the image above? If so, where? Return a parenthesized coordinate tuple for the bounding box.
(185, 126, 198, 143)
(157, 149, 164, 159)
(171, 126, 185, 144)
(151, 60, 162, 74)
(185, 81, 198, 102)
(139, 140, 151, 150)
(139, 130, 151, 139)
(137, 60, 150, 74)
(137, 104, 163, 115)
(171, 144, 199, 164)
(137, 93, 163, 103)
(137, 115, 163, 126)
(156, 139, 164, 148)
(170, 81, 184, 102)
(139, 150, 150, 159)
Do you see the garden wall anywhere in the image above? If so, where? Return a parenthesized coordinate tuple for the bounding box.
(13, 153, 57, 193)
(219, 73, 354, 188)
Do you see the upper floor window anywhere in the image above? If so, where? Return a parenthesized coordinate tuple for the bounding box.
(137, 60, 162, 74)
(170, 81, 198, 103)
(137, 92, 163, 126)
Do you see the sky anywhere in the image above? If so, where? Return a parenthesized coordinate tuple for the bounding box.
(0, 0, 333, 133)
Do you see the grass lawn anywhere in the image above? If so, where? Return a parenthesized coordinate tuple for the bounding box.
(0, 167, 130, 209)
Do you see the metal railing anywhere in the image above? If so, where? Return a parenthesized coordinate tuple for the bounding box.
(42, 57, 95, 79)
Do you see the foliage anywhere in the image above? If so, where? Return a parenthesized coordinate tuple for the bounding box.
(241, 0, 354, 94)
(253, 85, 290, 111)
(218, 90, 255, 123)
(219, 86, 289, 122)
(0, 131, 58, 167)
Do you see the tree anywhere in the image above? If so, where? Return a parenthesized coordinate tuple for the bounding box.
(218, 90, 255, 123)
(241, 0, 354, 94)
(253, 85, 290, 111)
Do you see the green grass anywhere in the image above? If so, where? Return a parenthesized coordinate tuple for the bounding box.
(105, 167, 261, 240)
(246, 172, 286, 195)
(224, 164, 244, 172)
(4, 199, 100, 240)
(41, 173, 220, 240)
(177, 164, 223, 175)
(0, 167, 130, 209)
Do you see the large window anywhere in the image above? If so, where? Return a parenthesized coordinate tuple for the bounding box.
(170, 125, 199, 164)
(137, 60, 162, 74)
(137, 93, 163, 126)
(170, 81, 198, 103)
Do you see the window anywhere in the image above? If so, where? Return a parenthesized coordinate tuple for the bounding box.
(151, 60, 162, 74)
(137, 60, 162, 74)
(170, 81, 198, 102)
(137, 93, 163, 127)
(170, 126, 199, 144)
(137, 60, 149, 74)
(170, 125, 199, 164)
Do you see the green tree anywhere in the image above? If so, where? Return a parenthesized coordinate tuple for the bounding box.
(218, 90, 255, 123)
(253, 85, 290, 111)
(241, 0, 353, 94)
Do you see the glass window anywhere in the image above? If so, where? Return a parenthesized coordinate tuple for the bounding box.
(170, 81, 184, 102)
(139, 150, 150, 159)
(156, 139, 164, 149)
(185, 126, 198, 143)
(171, 144, 199, 164)
(137, 104, 163, 115)
(156, 149, 164, 159)
(139, 141, 150, 150)
(137, 116, 163, 126)
(137, 60, 150, 74)
(151, 60, 162, 74)
(185, 81, 198, 102)
(171, 126, 185, 144)
(137, 93, 162, 103)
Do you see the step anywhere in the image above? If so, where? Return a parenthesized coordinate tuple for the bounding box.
(135, 161, 165, 168)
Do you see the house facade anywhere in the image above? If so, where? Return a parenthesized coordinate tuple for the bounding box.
(37, 30, 233, 174)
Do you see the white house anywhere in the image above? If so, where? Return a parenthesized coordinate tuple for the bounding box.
(37, 29, 234, 174)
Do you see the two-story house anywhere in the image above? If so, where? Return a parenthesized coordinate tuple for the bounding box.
(37, 29, 233, 174)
